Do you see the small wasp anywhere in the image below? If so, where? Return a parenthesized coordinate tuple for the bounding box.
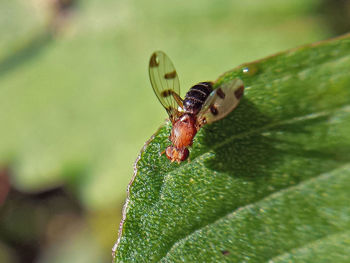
(149, 51, 244, 163)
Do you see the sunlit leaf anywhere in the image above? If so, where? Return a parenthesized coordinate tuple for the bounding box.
(114, 34, 350, 262)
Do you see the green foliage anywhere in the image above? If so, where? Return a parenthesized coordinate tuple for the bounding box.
(114, 34, 350, 262)
(0, 0, 327, 209)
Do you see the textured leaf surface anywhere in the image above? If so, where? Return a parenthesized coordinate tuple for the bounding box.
(114, 34, 350, 262)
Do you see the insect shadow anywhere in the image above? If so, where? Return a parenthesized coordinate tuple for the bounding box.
(196, 99, 276, 179)
(196, 99, 347, 180)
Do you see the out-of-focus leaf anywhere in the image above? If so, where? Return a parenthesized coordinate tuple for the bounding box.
(114, 34, 350, 262)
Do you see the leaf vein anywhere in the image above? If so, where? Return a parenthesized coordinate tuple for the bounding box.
(164, 105, 350, 178)
(161, 164, 350, 261)
(267, 230, 350, 263)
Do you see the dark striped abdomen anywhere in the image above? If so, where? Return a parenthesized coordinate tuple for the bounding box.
(183, 82, 213, 114)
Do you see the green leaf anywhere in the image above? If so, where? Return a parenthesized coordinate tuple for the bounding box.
(114, 34, 350, 262)
(0, 0, 328, 209)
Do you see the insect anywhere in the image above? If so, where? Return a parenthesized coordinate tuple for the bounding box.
(149, 51, 244, 163)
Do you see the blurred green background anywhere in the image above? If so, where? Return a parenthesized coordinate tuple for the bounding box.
(0, 0, 349, 262)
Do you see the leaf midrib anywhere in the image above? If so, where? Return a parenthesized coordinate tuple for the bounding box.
(160, 105, 348, 179)
(149, 105, 350, 261)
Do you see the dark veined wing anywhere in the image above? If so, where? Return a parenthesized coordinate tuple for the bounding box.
(197, 78, 244, 127)
(149, 51, 183, 122)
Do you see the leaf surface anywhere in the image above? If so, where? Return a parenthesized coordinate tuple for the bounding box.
(114, 34, 350, 262)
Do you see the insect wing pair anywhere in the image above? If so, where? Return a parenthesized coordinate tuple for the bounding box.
(149, 51, 244, 127)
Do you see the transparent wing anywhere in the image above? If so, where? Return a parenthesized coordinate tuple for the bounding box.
(149, 51, 183, 122)
(197, 78, 244, 126)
